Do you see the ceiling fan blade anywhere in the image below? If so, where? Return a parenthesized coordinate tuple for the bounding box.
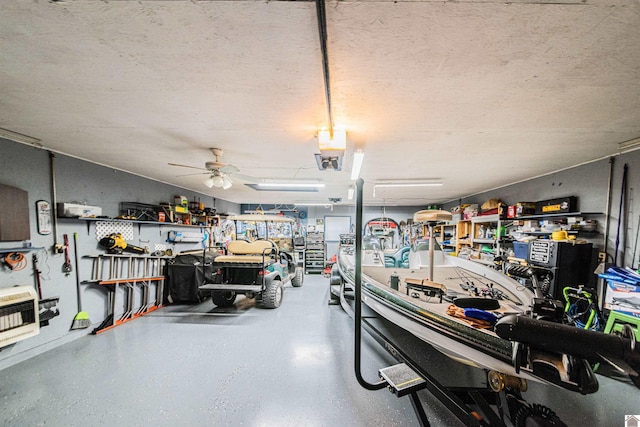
(220, 164, 240, 174)
(230, 172, 259, 183)
(168, 162, 208, 172)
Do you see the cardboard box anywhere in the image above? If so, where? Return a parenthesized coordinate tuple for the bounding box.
(604, 279, 640, 316)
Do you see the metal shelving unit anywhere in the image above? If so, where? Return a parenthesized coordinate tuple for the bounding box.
(305, 232, 325, 274)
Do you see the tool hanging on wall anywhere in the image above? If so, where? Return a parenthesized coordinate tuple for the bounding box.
(62, 234, 72, 275)
(33, 253, 60, 326)
(98, 233, 147, 255)
(71, 232, 90, 330)
(3, 252, 27, 271)
(32, 254, 43, 299)
(50, 152, 64, 254)
(614, 163, 628, 266)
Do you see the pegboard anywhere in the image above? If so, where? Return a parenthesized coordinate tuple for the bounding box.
(95, 221, 134, 241)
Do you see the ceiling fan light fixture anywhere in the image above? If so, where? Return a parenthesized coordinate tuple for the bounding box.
(222, 175, 233, 189)
(211, 174, 224, 187)
(204, 173, 226, 188)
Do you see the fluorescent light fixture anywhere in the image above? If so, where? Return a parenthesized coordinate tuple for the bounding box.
(294, 203, 333, 208)
(0, 127, 41, 145)
(619, 137, 640, 151)
(373, 180, 443, 198)
(373, 180, 443, 188)
(318, 128, 347, 151)
(347, 186, 355, 200)
(258, 182, 325, 188)
(350, 149, 364, 180)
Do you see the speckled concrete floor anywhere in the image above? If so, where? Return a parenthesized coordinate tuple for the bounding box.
(0, 275, 442, 427)
(2, 274, 639, 426)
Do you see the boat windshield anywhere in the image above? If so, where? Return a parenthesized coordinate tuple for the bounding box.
(411, 237, 442, 252)
(363, 235, 382, 251)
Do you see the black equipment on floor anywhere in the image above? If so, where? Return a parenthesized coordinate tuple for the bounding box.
(165, 252, 219, 303)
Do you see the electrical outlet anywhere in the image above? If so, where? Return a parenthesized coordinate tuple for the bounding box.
(598, 251, 606, 262)
(53, 244, 64, 254)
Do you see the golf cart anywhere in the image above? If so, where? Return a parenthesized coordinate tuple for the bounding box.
(201, 214, 303, 308)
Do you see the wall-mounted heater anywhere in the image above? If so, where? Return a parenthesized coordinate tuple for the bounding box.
(0, 286, 39, 348)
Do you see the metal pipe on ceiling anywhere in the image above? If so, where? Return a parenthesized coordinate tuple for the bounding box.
(315, 0, 334, 138)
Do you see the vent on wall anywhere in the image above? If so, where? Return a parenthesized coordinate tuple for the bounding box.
(0, 286, 39, 348)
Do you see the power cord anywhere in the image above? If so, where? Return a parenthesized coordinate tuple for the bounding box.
(4, 252, 27, 271)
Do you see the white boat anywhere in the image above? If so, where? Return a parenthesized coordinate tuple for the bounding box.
(336, 210, 609, 394)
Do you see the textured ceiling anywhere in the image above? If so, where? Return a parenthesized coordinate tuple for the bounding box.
(1, 0, 639, 206)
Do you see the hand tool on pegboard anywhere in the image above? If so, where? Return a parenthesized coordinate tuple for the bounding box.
(62, 234, 72, 275)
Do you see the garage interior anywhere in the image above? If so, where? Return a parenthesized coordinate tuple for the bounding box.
(1, 1, 640, 426)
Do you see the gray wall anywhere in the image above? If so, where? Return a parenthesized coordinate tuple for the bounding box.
(2, 135, 639, 369)
(441, 151, 640, 267)
(0, 138, 240, 369)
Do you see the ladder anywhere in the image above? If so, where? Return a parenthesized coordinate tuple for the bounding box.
(84, 254, 170, 334)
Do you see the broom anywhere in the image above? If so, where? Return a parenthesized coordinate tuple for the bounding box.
(71, 232, 91, 329)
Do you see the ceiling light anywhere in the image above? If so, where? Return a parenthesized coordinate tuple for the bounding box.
(222, 175, 233, 190)
(619, 137, 640, 151)
(373, 180, 443, 188)
(372, 180, 443, 198)
(351, 149, 364, 180)
(347, 186, 354, 200)
(318, 128, 347, 152)
(204, 173, 226, 188)
(258, 182, 325, 188)
(0, 127, 41, 145)
(315, 153, 342, 171)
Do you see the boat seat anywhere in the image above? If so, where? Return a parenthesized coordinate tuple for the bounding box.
(384, 246, 411, 268)
(215, 240, 276, 264)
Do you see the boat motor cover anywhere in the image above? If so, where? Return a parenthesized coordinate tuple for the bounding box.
(495, 314, 640, 365)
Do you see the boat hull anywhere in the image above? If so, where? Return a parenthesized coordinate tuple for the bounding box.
(337, 246, 600, 393)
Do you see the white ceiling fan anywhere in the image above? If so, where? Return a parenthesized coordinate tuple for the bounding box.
(168, 148, 241, 189)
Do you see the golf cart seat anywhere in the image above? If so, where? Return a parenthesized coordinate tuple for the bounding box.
(215, 240, 276, 265)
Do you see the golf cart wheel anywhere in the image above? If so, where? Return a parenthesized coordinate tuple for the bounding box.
(260, 280, 283, 309)
(211, 291, 236, 308)
(291, 267, 304, 287)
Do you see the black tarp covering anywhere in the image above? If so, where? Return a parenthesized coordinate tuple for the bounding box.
(165, 251, 219, 303)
